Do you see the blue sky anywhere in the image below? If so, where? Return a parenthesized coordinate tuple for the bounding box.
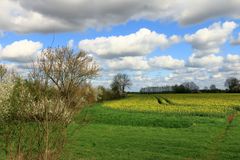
(1, 0, 240, 91)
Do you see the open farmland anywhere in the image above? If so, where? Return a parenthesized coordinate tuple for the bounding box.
(64, 93, 240, 160)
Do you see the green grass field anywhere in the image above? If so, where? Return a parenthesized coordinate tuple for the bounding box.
(63, 93, 240, 160)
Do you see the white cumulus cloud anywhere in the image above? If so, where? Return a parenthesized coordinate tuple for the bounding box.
(185, 21, 237, 58)
(0, 39, 43, 63)
(222, 54, 240, 72)
(107, 56, 149, 70)
(79, 28, 180, 58)
(149, 56, 185, 70)
(187, 54, 224, 68)
(226, 54, 240, 63)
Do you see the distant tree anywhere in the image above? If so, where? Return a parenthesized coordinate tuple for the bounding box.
(111, 73, 132, 97)
(210, 84, 217, 91)
(172, 84, 191, 93)
(225, 77, 240, 92)
(0, 64, 7, 82)
(204, 86, 209, 90)
(181, 82, 199, 92)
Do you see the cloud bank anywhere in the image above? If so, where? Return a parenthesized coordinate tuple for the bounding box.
(1, 0, 240, 33)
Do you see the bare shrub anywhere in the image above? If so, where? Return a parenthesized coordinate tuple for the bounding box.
(0, 47, 99, 160)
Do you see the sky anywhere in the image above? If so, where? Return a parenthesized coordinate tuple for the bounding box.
(1, 0, 240, 91)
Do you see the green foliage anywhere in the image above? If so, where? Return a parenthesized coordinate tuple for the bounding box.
(97, 86, 118, 101)
(24, 80, 58, 101)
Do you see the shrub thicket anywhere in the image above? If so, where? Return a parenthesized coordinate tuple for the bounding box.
(0, 46, 99, 160)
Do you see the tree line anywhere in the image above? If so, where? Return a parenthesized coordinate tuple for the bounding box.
(139, 77, 240, 94)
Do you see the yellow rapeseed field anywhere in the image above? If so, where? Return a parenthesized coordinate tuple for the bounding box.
(103, 94, 240, 116)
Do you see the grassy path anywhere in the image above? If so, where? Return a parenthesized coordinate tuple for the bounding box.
(206, 113, 240, 160)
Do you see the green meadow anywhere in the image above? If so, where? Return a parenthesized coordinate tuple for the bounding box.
(63, 94, 240, 160)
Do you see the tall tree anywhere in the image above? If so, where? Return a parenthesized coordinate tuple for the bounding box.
(29, 47, 100, 158)
(225, 77, 239, 92)
(210, 84, 217, 90)
(181, 82, 199, 92)
(31, 47, 100, 103)
(111, 73, 132, 97)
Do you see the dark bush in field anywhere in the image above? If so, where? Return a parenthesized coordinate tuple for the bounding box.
(97, 86, 120, 101)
